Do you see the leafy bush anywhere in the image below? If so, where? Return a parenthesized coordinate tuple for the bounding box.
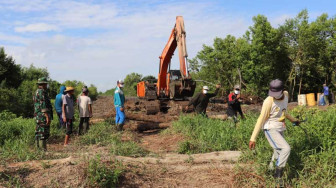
(172, 107, 336, 187)
(86, 155, 122, 188)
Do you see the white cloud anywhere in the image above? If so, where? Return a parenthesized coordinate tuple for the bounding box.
(15, 23, 59, 33)
(3, 1, 251, 92)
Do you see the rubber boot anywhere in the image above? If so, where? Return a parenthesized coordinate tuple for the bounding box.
(274, 167, 284, 188)
(117, 123, 124, 131)
(64, 135, 70, 146)
(42, 139, 47, 151)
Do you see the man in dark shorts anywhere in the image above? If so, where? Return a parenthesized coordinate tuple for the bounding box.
(62, 87, 75, 146)
(227, 85, 245, 123)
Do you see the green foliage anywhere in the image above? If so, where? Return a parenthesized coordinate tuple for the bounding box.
(0, 48, 22, 88)
(172, 107, 336, 186)
(86, 155, 122, 188)
(123, 73, 142, 96)
(63, 80, 98, 100)
(101, 88, 115, 96)
(190, 10, 336, 99)
(0, 111, 65, 162)
(79, 122, 148, 157)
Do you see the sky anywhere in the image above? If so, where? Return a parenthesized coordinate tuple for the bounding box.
(1, 0, 336, 92)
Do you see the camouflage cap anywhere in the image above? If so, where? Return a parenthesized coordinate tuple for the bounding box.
(37, 77, 49, 84)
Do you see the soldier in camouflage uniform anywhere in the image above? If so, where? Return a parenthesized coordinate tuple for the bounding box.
(34, 77, 53, 150)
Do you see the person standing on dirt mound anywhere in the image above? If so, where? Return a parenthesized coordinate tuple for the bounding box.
(55, 85, 66, 129)
(77, 87, 93, 135)
(249, 79, 300, 187)
(114, 80, 125, 131)
(185, 84, 221, 116)
(34, 77, 53, 151)
(227, 85, 245, 123)
(62, 87, 75, 146)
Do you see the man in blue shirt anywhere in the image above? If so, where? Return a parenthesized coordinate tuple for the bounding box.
(55, 85, 66, 128)
(114, 80, 125, 131)
(323, 84, 329, 106)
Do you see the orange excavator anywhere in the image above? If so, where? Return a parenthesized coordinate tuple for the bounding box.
(137, 16, 196, 114)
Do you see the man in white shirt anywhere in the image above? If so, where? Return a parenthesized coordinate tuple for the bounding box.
(77, 87, 93, 135)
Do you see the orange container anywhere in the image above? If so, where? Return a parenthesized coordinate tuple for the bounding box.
(306, 93, 316, 106)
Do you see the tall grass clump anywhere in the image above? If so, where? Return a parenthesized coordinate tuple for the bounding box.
(172, 107, 336, 187)
(79, 122, 148, 157)
(0, 111, 65, 162)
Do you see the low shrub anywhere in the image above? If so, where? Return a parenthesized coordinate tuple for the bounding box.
(86, 155, 122, 188)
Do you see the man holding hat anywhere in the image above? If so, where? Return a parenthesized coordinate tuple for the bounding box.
(227, 84, 245, 122)
(114, 80, 125, 131)
(249, 79, 300, 187)
(33, 77, 53, 150)
(186, 84, 221, 115)
(62, 86, 75, 146)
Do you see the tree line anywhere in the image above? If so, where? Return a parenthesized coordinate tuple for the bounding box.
(189, 10, 336, 100)
(104, 10, 335, 101)
(0, 48, 98, 117)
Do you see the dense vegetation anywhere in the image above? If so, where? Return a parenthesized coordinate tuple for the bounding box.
(0, 47, 98, 117)
(171, 107, 336, 187)
(189, 10, 336, 100)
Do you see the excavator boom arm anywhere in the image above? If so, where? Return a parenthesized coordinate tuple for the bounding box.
(157, 16, 190, 96)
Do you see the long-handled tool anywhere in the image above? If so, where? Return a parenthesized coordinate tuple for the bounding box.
(292, 118, 310, 142)
(194, 80, 218, 86)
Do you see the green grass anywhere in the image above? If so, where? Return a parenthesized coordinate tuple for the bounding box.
(172, 107, 336, 187)
(0, 111, 65, 162)
(78, 122, 148, 157)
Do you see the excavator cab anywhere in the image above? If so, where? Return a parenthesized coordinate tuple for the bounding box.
(168, 70, 195, 99)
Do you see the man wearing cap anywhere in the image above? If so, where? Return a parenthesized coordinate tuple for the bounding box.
(249, 79, 300, 187)
(227, 85, 245, 122)
(186, 84, 221, 115)
(62, 87, 75, 146)
(114, 80, 125, 131)
(33, 77, 53, 150)
(77, 87, 93, 135)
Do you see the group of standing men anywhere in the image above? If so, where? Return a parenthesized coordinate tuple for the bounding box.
(33, 77, 93, 150)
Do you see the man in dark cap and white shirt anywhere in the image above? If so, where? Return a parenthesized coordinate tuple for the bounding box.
(249, 79, 300, 187)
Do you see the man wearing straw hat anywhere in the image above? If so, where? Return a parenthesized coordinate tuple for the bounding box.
(62, 86, 75, 146)
(33, 77, 53, 151)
